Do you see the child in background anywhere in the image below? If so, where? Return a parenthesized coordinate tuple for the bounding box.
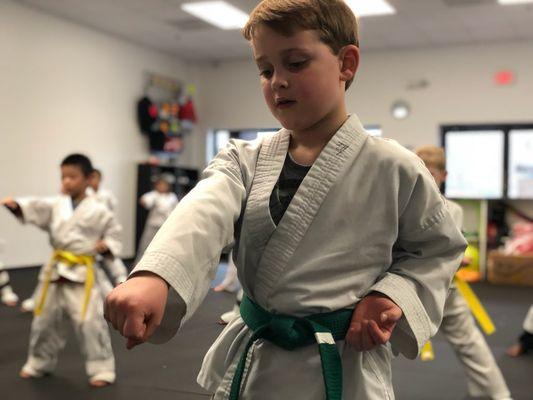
(135, 173, 178, 263)
(105, 2, 466, 399)
(2, 153, 122, 387)
(88, 168, 118, 212)
(214, 251, 243, 325)
(415, 145, 512, 400)
(1, 239, 19, 306)
(19, 169, 126, 312)
(507, 305, 533, 357)
(88, 168, 128, 296)
(0, 268, 19, 306)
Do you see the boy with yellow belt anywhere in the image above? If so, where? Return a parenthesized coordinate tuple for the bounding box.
(2, 153, 122, 387)
(415, 146, 511, 400)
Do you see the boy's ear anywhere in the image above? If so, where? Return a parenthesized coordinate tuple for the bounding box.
(338, 45, 359, 83)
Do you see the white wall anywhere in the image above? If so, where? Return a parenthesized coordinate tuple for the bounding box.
(0, 1, 200, 267)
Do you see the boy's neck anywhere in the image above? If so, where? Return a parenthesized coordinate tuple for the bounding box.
(71, 191, 87, 204)
(289, 107, 349, 165)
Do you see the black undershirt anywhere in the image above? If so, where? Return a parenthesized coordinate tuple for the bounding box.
(269, 154, 311, 225)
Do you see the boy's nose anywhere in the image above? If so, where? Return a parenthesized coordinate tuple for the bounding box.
(271, 72, 289, 90)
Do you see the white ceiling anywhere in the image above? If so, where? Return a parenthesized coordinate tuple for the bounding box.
(14, 0, 533, 62)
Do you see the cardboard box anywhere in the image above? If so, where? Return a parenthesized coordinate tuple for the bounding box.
(487, 251, 533, 286)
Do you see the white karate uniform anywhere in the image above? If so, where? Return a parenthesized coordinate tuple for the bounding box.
(87, 187, 118, 212)
(16, 195, 122, 383)
(440, 200, 511, 400)
(135, 190, 178, 263)
(87, 187, 128, 296)
(132, 114, 467, 399)
(1, 267, 19, 305)
(218, 251, 241, 293)
(0, 239, 19, 305)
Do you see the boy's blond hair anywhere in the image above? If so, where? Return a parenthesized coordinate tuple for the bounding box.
(415, 145, 446, 171)
(243, 0, 359, 90)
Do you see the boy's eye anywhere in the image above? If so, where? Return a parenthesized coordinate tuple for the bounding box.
(259, 69, 273, 79)
(288, 60, 308, 70)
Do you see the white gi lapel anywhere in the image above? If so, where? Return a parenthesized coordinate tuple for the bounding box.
(242, 130, 290, 264)
(50, 196, 74, 235)
(57, 196, 90, 239)
(253, 115, 369, 308)
(58, 195, 74, 221)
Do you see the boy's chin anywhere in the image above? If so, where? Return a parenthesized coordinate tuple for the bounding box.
(275, 115, 305, 132)
(65, 190, 84, 198)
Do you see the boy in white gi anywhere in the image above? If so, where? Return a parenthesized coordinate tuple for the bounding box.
(214, 251, 243, 325)
(507, 305, 533, 357)
(0, 268, 19, 306)
(20, 170, 126, 311)
(105, 1, 467, 399)
(88, 168, 128, 296)
(1, 238, 19, 306)
(2, 154, 121, 387)
(88, 168, 118, 212)
(135, 174, 178, 263)
(415, 146, 511, 400)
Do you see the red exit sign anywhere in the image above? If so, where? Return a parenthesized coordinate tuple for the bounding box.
(494, 70, 515, 86)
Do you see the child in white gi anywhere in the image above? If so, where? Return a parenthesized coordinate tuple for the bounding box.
(415, 146, 512, 400)
(1, 239, 19, 306)
(20, 171, 126, 311)
(2, 154, 122, 387)
(105, 1, 467, 399)
(88, 168, 128, 296)
(0, 268, 19, 306)
(88, 168, 118, 212)
(214, 251, 243, 325)
(507, 305, 533, 357)
(0, 239, 19, 307)
(135, 174, 178, 263)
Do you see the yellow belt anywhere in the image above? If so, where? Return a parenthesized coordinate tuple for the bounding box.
(453, 275, 495, 335)
(421, 275, 495, 361)
(34, 250, 95, 321)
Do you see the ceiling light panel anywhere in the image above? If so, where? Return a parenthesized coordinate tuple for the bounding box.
(345, 0, 396, 17)
(181, 1, 248, 30)
(498, 0, 533, 5)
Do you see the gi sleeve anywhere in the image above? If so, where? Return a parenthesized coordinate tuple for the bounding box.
(16, 197, 55, 230)
(368, 164, 467, 359)
(130, 140, 247, 343)
(140, 191, 157, 209)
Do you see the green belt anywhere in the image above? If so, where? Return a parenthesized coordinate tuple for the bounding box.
(229, 295, 353, 400)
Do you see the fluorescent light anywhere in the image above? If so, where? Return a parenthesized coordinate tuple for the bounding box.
(345, 0, 396, 17)
(498, 0, 533, 4)
(181, 1, 248, 30)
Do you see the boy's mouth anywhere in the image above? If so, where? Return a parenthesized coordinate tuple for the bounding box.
(275, 98, 296, 109)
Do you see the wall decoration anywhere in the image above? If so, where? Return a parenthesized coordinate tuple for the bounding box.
(136, 72, 198, 163)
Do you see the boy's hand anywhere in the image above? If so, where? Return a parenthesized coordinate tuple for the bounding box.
(94, 240, 109, 254)
(1, 196, 18, 210)
(104, 272, 169, 349)
(346, 292, 402, 351)
(460, 255, 473, 267)
(2, 196, 22, 218)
